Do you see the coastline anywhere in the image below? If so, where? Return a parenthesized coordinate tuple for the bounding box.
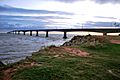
(0, 35, 120, 80)
(0, 33, 71, 64)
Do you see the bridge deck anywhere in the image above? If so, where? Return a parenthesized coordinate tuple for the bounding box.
(9, 28, 120, 33)
(8, 28, 120, 39)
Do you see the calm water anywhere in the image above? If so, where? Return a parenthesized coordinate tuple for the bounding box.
(0, 33, 74, 64)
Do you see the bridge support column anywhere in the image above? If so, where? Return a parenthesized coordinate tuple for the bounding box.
(36, 31, 39, 36)
(63, 31, 67, 39)
(30, 31, 32, 36)
(103, 32, 107, 36)
(46, 31, 48, 37)
(23, 31, 26, 35)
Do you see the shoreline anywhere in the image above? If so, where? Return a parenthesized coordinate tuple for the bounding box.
(0, 35, 120, 80)
(0, 33, 71, 65)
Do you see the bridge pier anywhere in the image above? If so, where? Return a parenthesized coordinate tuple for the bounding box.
(36, 31, 39, 36)
(23, 31, 26, 35)
(46, 31, 48, 37)
(30, 31, 32, 36)
(103, 32, 107, 36)
(63, 31, 67, 39)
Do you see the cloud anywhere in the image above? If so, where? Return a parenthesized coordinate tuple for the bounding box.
(0, 5, 73, 15)
(54, 0, 120, 4)
(83, 21, 119, 28)
(94, 16, 117, 19)
(0, 15, 70, 20)
(92, 0, 120, 4)
(54, 0, 82, 3)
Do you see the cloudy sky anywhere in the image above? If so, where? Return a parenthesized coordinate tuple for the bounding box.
(0, 0, 120, 30)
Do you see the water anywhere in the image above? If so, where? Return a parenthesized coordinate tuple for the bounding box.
(0, 33, 73, 64)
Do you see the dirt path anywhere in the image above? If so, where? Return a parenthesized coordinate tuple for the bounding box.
(63, 47, 89, 57)
(3, 68, 16, 80)
(110, 40, 120, 44)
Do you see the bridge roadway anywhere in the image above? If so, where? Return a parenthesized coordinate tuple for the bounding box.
(8, 28, 120, 39)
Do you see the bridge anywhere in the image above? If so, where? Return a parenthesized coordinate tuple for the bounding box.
(7, 28, 120, 39)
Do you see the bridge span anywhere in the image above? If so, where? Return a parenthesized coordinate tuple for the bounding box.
(7, 28, 120, 39)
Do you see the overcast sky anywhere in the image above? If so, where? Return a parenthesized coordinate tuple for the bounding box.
(0, 0, 120, 29)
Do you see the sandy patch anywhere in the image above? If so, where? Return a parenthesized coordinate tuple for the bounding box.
(63, 47, 89, 57)
(110, 40, 120, 44)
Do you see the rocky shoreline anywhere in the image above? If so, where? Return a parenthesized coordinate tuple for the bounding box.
(0, 35, 120, 80)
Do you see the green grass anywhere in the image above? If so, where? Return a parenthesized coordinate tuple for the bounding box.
(11, 43, 120, 80)
(0, 71, 3, 80)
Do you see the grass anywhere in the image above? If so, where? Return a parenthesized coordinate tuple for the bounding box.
(0, 71, 3, 80)
(11, 43, 120, 80)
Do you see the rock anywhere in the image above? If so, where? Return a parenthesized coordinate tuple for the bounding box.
(53, 55, 59, 58)
(0, 61, 4, 67)
(63, 35, 109, 48)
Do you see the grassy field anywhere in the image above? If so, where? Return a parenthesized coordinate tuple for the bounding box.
(10, 43, 120, 80)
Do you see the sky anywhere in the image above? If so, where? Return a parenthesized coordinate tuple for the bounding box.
(0, 0, 120, 30)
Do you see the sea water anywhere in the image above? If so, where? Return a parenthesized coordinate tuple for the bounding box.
(0, 33, 73, 64)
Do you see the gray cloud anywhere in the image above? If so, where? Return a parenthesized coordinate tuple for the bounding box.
(94, 16, 117, 19)
(92, 0, 120, 4)
(83, 21, 114, 28)
(0, 5, 73, 15)
(54, 0, 82, 3)
(54, 0, 120, 4)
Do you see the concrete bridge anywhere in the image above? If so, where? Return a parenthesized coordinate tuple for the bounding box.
(7, 28, 120, 39)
